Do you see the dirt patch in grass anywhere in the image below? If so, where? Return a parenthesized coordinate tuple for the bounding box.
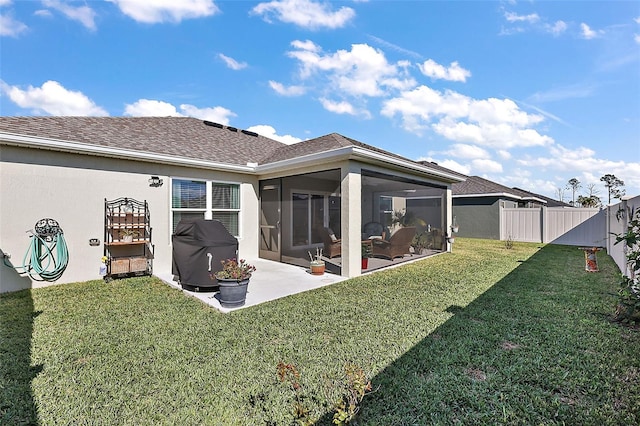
(466, 368, 486, 381)
(500, 341, 520, 350)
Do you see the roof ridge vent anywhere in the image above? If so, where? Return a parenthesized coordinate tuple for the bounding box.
(227, 126, 238, 132)
(203, 120, 224, 128)
(241, 129, 258, 137)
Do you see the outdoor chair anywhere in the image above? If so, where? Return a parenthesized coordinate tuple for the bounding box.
(362, 221, 390, 241)
(321, 227, 342, 258)
(372, 227, 416, 260)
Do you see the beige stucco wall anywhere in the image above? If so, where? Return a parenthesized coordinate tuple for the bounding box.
(0, 145, 259, 293)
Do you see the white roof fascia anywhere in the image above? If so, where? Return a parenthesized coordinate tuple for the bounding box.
(255, 146, 353, 174)
(454, 192, 523, 199)
(256, 146, 465, 183)
(523, 196, 547, 204)
(349, 146, 465, 183)
(0, 132, 255, 173)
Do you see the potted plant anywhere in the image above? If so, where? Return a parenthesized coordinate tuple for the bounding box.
(309, 248, 325, 275)
(411, 231, 429, 255)
(120, 228, 138, 242)
(361, 241, 372, 270)
(213, 258, 256, 308)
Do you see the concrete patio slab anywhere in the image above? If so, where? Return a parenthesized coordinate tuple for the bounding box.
(156, 258, 348, 313)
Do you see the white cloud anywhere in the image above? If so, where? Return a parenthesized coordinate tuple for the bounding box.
(218, 53, 247, 70)
(246, 124, 302, 145)
(545, 20, 567, 36)
(0, 13, 28, 37)
(179, 104, 236, 124)
(0, 80, 108, 116)
(580, 22, 602, 39)
(107, 0, 219, 24)
(504, 12, 540, 24)
(34, 9, 53, 18)
(287, 41, 416, 97)
(516, 144, 640, 194)
(471, 158, 503, 173)
(42, 0, 96, 30)
(269, 80, 306, 96)
(124, 99, 236, 124)
(635, 16, 640, 24)
(443, 144, 490, 160)
(635, 34, 640, 45)
(436, 159, 471, 175)
(382, 86, 551, 149)
(124, 99, 181, 116)
(0, 0, 13, 6)
(497, 149, 511, 160)
(290, 39, 320, 52)
(251, 0, 355, 30)
(418, 59, 471, 82)
(319, 97, 371, 118)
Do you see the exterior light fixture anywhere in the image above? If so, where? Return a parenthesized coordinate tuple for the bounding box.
(148, 176, 163, 187)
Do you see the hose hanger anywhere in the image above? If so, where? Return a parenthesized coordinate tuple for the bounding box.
(4, 218, 70, 282)
(34, 218, 62, 242)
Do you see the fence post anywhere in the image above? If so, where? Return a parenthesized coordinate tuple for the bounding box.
(541, 206, 547, 243)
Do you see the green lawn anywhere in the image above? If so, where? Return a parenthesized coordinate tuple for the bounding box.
(2, 239, 639, 425)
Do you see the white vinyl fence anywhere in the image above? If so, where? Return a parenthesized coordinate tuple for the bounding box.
(500, 207, 602, 245)
(500, 195, 639, 280)
(605, 196, 640, 278)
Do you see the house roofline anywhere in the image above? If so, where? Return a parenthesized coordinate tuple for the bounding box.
(0, 132, 255, 173)
(453, 192, 547, 204)
(1, 131, 466, 183)
(256, 146, 465, 183)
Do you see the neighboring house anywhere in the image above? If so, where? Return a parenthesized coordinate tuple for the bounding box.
(451, 175, 548, 240)
(0, 117, 464, 292)
(512, 187, 572, 208)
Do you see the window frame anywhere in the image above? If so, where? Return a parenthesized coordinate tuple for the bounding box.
(171, 178, 242, 238)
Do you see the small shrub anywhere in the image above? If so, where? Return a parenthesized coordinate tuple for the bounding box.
(504, 235, 514, 250)
(332, 363, 373, 425)
(613, 206, 640, 324)
(276, 362, 314, 425)
(277, 361, 373, 425)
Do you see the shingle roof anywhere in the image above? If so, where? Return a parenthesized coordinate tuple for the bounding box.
(453, 176, 544, 203)
(0, 116, 285, 166)
(262, 132, 418, 164)
(0, 117, 463, 182)
(512, 187, 572, 207)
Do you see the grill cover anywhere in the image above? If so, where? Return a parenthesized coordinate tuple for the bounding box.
(172, 219, 239, 291)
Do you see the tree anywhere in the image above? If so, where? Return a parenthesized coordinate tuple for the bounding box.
(555, 187, 566, 203)
(586, 183, 600, 198)
(576, 194, 601, 208)
(600, 174, 625, 205)
(567, 178, 581, 206)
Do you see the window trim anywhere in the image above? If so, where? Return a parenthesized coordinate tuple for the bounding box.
(170, 177, 242, 238)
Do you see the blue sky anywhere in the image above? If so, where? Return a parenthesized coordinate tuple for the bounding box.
(1, 0, 639, 202)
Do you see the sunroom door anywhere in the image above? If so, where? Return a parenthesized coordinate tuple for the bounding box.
(259, 179, 281, 261)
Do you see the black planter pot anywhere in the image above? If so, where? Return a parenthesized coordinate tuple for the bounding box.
(217, 278, 250, 308)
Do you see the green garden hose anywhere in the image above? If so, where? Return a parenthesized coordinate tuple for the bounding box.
(4, 218, 69, 282)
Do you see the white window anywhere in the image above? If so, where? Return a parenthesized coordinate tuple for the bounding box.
(171, 179, 240, 236)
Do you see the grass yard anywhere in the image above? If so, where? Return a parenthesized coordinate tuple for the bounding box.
(1, 239, 639, 425)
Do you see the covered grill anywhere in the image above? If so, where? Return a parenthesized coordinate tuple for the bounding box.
(172, 219, 239, 292)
